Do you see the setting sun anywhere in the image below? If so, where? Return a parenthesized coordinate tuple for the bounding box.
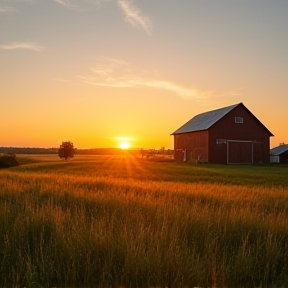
(119, 141, 130, 149)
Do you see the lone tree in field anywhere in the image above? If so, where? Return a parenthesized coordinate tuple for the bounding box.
(58, 141, 75, 161)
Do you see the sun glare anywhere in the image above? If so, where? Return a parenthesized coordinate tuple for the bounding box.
(119, 141, 130, 149)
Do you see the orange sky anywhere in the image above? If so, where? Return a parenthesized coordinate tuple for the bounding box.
(1, 1, 287, 149)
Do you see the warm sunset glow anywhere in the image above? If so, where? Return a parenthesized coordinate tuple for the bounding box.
(119, 141, 130, 149)
(1, 2, 287, 149)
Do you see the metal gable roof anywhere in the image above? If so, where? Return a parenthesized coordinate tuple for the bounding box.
(171, 103, 240, 135)
(270, 145, 288, 156)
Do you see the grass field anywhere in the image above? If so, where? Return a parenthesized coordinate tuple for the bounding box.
(1, 154, 288, 288)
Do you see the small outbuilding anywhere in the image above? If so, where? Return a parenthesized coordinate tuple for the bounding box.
(171, 103, 273, 164)
(270, 144, 288, 164)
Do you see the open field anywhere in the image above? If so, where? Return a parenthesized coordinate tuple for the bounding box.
(1, 154, 288, 287)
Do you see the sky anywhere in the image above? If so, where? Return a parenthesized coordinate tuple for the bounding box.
(1, 0, 287, 149)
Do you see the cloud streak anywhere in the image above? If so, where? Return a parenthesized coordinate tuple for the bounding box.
(7, 0, 153, 34)
(0, 0, 36, 12)
(53, 0, 77, 9)
(118, 0, 152, 35)
(78, 58, 210, 100)
(52, 0, 153, 34)
(53, 0, 107, 10)
(0, 42, 43, 51)
(0, 6, 15, 13)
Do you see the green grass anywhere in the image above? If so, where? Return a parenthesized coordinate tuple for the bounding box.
(15, 154, 288, 187)
(1, 154, 288, 287)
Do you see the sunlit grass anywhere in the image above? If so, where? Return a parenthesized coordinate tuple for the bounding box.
(1, 155, 288, 287)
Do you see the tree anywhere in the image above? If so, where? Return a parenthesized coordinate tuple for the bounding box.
(58, 141, 75, 161)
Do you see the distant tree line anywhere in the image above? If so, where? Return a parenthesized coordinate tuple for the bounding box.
(0, 147, 58, 154)
(0, 147, 174, 156)
(0, 147, 128, 155)
(76, 148, 124, 155)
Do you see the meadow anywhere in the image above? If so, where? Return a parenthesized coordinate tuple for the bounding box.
(1, 154, 288, 288)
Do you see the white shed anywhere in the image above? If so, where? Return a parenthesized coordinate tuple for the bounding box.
(270, 144, 288, 163)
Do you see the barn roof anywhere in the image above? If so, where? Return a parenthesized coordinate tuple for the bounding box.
(171, 103, 240, 135)
(270, 145, 288, 156)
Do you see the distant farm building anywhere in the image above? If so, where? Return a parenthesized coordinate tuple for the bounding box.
(171, 103, 273, 164)
(270, 144, 288, 164)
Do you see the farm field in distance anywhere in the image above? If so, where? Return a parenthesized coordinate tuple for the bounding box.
(1, 154, 288, 288)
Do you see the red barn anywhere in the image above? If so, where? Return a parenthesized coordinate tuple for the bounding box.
(171, 103, 273, 164)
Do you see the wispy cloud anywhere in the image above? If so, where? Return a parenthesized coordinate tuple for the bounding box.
(54, 0, 153, 34)
(78, 58, 211, 100)
(11, 0, 153, 34)
(53, 0, 107, 10)
(0, 6, 15, 13)
(118, 0, 152, 35)
(0, 42, 43, 51)
(53, 0, 77, 9)
(0, 0, 36, 12)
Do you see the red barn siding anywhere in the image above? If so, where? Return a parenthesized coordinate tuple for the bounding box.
(174, 131, 209, 162)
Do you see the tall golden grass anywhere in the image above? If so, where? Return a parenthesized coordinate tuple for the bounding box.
(0, 156, 288, 287)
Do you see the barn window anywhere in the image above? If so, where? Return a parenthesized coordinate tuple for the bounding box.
(235, 117, 243, 123)
(216, 139, 227, 144)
